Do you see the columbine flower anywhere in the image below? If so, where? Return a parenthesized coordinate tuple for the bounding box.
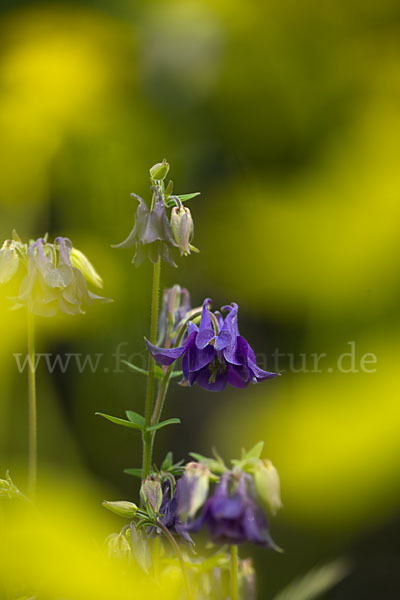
(159, 480, 193, 544)
(146, 298, 279, 391)
(14, 237, 111, 316)
(112, 190, 178, 267)
(188, 472, 278, 548)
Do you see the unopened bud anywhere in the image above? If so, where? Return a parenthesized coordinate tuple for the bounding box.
(253, 459, 282, 515)
(102, 500, 138, 519)
(0, 241, 19, 285)
(150, 159, 170, 181)
(140, 477, 163, 513)
(170, 205, 199, 256)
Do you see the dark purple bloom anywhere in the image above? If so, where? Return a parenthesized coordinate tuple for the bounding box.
(146, 298, 279, 391)
(187, 473, 278, 548)
(159, 480, 193, 545)
(112, 191, 178, 267)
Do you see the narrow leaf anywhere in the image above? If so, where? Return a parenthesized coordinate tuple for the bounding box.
(161, 451, 173, 471)
(272, 560, 350, 600)
(146, 418, 181, 433)
(122, 361, 148, 376)
(124, 468, 143, 478)
(176, 192, 201, 202)
(96, 412, 144, 431)
(125, 410, 146, 427)
(244, 441, 264, 460)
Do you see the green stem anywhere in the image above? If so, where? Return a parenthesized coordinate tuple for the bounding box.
(157, 520, 193, 600)
(231, 545, 239, 600)
(142, 258, 161, 478)
(26, 309, 37, 500)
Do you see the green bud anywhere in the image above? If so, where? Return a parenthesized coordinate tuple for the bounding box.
(253, 459, 282, 515)
(170, 205, 199, 256)
(140, 477, 162, 513)
(70, 247, 103, 288)
(102, 500, 138, 519)
(0, 240, 20, 285)
(150, 159, 170, 182)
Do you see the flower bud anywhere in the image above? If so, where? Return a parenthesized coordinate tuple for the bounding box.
(253, 459, 282, 515)
(150, 159, 169, 181)
(140, 477, 163, 513)
(0, 241, 19, 285)
(102, 500, 138, 519)
(70, 247, 103, 288)
(178, 462, 210, 520)
(170, 205, 198, 256)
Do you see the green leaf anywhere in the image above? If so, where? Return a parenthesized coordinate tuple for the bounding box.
(146, 418, 181, 433)
(154, 366, 182, 380)
(189, 452, 211, 462)
(96, 412, 145, 431)
(161, 451, 173, 471)
(170, 370, 183, 379)
(176, 192, 201, 202)
(125, 410, 146, 427)
(124, 468, 143, 478)
(244, 441, 264, 460)
(122, 360, 148, 376)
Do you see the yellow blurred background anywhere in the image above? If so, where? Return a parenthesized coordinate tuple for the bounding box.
(1, 1, 400, 598)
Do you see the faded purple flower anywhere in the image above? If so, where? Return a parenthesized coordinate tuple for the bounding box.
(146, 298, 279, 391)
(112, 190, 178, 267)
(158, 284, 191, 346)
(187, 472, 278, 548)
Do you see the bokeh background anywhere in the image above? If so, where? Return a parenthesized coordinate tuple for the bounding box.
(1, 0, 400, 597)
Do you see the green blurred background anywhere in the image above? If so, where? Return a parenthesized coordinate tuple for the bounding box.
(1, 0, 400, 597)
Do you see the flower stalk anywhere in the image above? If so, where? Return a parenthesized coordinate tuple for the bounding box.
(231, 545, 239, 600)
(142, 258, 161, 478)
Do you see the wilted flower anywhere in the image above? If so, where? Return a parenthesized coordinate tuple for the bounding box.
(146, 298, 279, 391)
(188, 472, 279, 548)
(253, 459, 283, 516)
(106, 532, 131, 559)
(112, 191, 178, 267)
(170, 204, 199, 256)
(0, 471, 21, 500)
(0, 240, 20, 285)
(178, 462, 210, 520)
(14, 237, 111, 317)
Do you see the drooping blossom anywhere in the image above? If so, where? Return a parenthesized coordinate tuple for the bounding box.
(187, 472, 278, 548)
(159, 479, 193, 544)
(14, 237, 111, 316)
(158, 284, 191, 345)
(112, 191, 178, 267)
(146, 298, 279, 391)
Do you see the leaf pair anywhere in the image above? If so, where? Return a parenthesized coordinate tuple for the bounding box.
(96, 410, 180, 433)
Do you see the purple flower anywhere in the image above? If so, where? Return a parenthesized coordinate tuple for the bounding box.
(112, 190, 178, 267)
(159, 480, 193, 545)
(187, 473, 278, 548)
(146, 298, 279, 391)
